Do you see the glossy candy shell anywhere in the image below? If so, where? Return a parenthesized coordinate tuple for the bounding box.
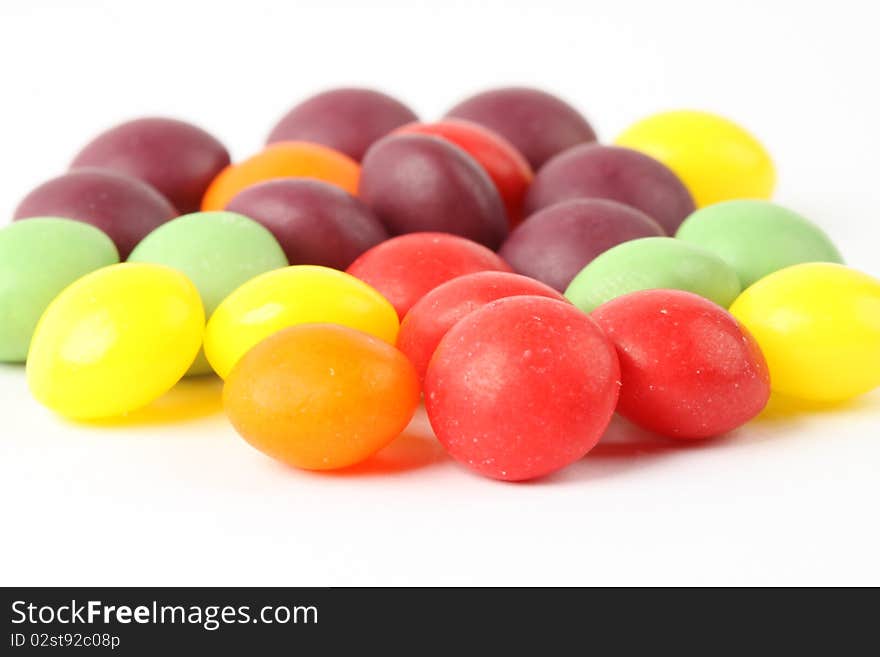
(730, 263, 880, 402)
(224, 324, 420, 470)
(204, 265, 399, 378)
(425, 296, 620, 481)
(27, 263, 204, 420)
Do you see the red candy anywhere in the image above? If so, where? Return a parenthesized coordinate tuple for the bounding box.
(591, 289, 770, 439)
(346, 232, 511, 319)
(395, 119, 534, 227)
(425, 296, 620, 481)
(398, 271, 566, 382)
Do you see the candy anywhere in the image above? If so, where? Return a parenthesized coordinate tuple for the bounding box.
(225, 179, 388, 269)
(445, 87, 596, 169)
(565, 237, 741, 313)
(266, 88, 418, 161)
(499, 199, 664, 292)
(592, 289, 770, 439)
(0, 218, 119, 363)
(615, 110, 775, 207)
(13, 169, 176, 257)
(397, 271, 567, 382)
(70, 117, 230, 214)
(201, 142, 359, 211)
(346, 232, 512, 319)
(394, 119, 533, 226)
(204, 265, 399, 378)
(730, 263, 880, 402)
(7, 82, 872, 485)
(129, 211, 287, 313)
(224, 324, 420, 470)
(425, 296, 619, 481)
(128, 211, 288, 375)
(524, 144, 695, 234)
(675, 200, 843, 288)
(358, 134, 508, 248)
(26, 263, 204, 420)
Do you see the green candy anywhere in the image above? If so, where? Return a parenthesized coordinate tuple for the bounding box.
(0, 218, 119, 363)
(565, 237, 741, 312)
(128, 211, 288, 375)
(676, 200, 843, 288)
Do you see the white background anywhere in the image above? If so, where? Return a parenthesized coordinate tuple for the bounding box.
(1, 0, 878, 586)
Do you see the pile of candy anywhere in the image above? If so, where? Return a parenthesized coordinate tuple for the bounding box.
(2, 87, 879, 482)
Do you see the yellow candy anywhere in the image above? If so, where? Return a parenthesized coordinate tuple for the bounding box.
(615, 110, 775, 207)
(27, 263, 204, 420)
(730, 263, 880, 402)
(204, 265, 399, 378)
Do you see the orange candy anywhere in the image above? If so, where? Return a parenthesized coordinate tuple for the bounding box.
(223, 323, 420, 471)
(201, 141, 360, 210)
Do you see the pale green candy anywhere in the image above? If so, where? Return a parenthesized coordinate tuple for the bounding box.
(676, 200, 843, 288)
(0, 218, 119, 363)
(565, 237, 741, 312)
(128, 211, 288, 375)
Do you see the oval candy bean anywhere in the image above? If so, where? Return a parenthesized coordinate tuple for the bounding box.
(0, 218, 119, 363)
(358, 134, 508, 249)
(267, 88, 418, 161)
(445, 87, 596, 169)
(565, 237, 741, 313)
(13, 169, 177, 258)
(525, 144, 695, 234)
(395, 119, 533, 226)
(675, 200, 842, 288)
(201, 142, 359, 211)
(204, 265, 399, 378)
(593, 289, 770, 439)
(730, 263, 880, 402)
(397, 271, 566, 381)
(225, 324, 421, 471)
(225, 179, 388, 269)
(346, 232, 512, 319)
(27, 263, 204, 420)
(425, 296, 620, 481)
(71, 117, 230, 214)
(499, 198, 664, 292)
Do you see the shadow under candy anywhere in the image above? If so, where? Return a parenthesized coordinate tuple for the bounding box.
(0, 361, 25, 376)
(82, 375, 224, 428)
(537, 414, 739, 485)
(324, 431, 449, 477)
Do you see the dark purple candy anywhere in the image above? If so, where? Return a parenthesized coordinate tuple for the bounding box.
(70, 117, 230, 214)
(13, 169, 177, 257)
(499, 199, 665, 292)
(524, 144, 696, 235)
(358, 134, 508, 250)
(445, 87, 596, 170)
(225, 179, 389, 270)
(266, 88, 419, 161)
